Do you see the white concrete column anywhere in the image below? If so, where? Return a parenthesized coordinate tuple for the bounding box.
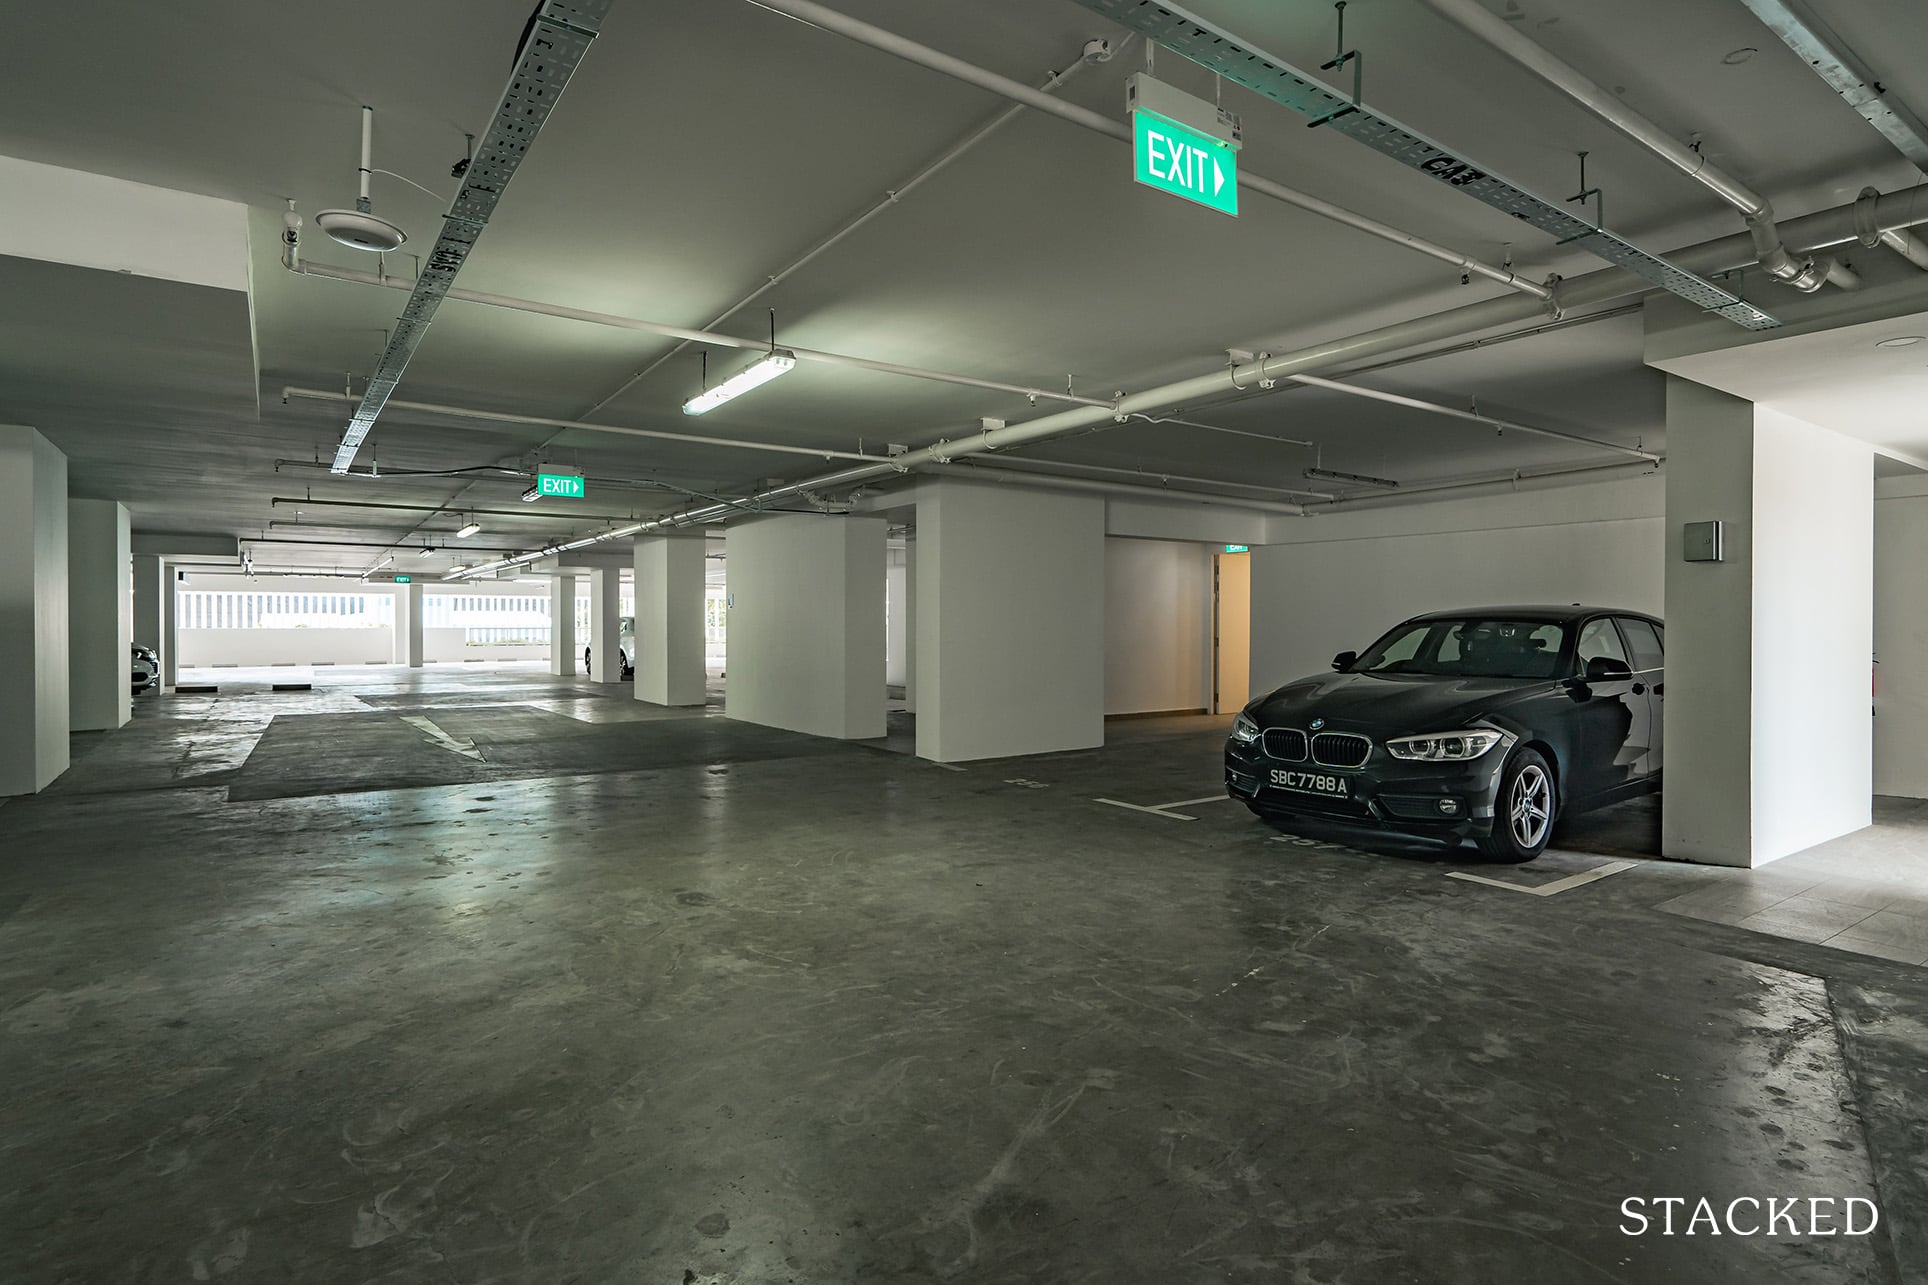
(903, 534, 917, 714)
(549, 574, 577, 676)
(634, 534, 706, 706)
(1662, 377, 1874, 866)
(133, 552, 166, 685)
(162, 564, 178, 687)
(724, 514, 885, 739)
(588, 564, 622, 683)
(0, 425, 71, 795)
(68, 499, 132, 730)
(916, 479, 1104, 762)
(404, 581, 424, 668)
(885, 544, 907, 692)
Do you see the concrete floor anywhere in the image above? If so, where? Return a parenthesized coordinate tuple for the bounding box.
(4, 667, 1927, 1283)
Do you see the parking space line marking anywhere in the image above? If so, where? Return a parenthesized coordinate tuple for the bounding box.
(1446, 859, 1637, 897)
(1095, 798, 1198, 822)
(1158, 794, 1235, 809)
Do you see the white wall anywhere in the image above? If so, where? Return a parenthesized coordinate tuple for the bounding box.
(917, 480, 1105, 761)
(885, 545, 907, 688)
(0, 426, 70, 795)
(1104, 538, 1210, 715)
(634, 535, 707, 707)
(1249, 474, 1665, 695)
(1749, 408, 1873, 858)
(67, 499, 131, 730)
(180, 627, 394, 666)
(1876, 494, 1928, 798)
(726, 514, 887, 739)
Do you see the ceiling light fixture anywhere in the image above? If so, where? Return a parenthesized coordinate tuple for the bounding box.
(1876, 335, 1925, 348)
(417, 545, 435, 557)
(685, 348, 797, 416)
(456, 521, 482, 539)
(1305, 466, 1401, 489)
(315, 107, 409, 254)
(521, 484, 543, 503)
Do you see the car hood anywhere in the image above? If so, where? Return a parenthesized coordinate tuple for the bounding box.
(1249, 670, 1556, 733)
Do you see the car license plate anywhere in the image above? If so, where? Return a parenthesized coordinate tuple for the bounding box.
(1270, 768, 1348, 798)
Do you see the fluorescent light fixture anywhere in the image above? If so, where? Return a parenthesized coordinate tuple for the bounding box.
(521, 484, 542, 503)
(417, 546, 435, 558)
(448, 565, 468, 574)
(1305, 466, 1400, 489)
(684, 349, 797, 415)
(456, 522, 482, 539)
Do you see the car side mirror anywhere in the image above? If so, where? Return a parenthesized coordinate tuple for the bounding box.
(1584, 656, 1633, 683)
(1332, 650, 1358, 671)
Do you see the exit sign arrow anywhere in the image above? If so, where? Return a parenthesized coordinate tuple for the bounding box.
(1133, 108, 1238, 217)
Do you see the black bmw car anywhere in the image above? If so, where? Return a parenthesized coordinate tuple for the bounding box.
(1225, 606, 1663, 861)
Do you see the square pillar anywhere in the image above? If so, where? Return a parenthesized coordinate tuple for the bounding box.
(904, 534, 917, 713)
(1662, 378, 1873, 866)
(588, 564, 622, 683)
(162, 564, 179, 688)
(133, 552, 166, 687)
(634, 534, 706, 706)
(0, 425, 71, 795)
(68, 499, 132, 730)
(916, 480, 1104, 762)
(395, 580, 424, 669)
(724, 514, 885, 739)
(549, 574, 577, 676)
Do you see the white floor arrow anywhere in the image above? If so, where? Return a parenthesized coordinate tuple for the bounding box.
(400, 714, 486, 762)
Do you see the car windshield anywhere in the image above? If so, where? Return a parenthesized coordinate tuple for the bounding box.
(1353, 618, 1567, 680)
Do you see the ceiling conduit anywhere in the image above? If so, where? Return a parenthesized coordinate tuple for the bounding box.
(1418, 0, 1855, 296)
(325, 0, 611, 474)
(743, 0, 1553, 304)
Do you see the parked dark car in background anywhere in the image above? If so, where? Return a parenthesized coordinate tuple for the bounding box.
(1226, 606, 1664, 861)
(131, 645, 159, 695)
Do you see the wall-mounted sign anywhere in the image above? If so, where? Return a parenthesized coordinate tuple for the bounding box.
(538, 471, 586, 499)
(1224, 544, 1250, 554)
(394, 574, 412, 583)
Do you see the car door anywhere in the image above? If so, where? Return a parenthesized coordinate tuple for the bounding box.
(1570, 615, 1651, 799)
(1615, 616, 1665, 780)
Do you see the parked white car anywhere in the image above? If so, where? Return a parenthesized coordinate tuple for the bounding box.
(584, 615, 635, 679)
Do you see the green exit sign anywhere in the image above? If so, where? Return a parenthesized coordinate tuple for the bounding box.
(394, 574, 412, 583)
(538, 471, 586, 499)
(1224, 545, 1249, 554)
(1134, 109, 1238, 217)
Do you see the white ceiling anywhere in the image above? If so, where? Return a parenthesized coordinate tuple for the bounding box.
(2, 0, 1927, 572)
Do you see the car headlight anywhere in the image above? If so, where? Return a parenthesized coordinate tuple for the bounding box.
(1230, 712, 1261, 744)
(1384, 729, 1503, 761)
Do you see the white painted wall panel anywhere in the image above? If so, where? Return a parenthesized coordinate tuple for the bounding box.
(1750, 409, 1873, 858)
(1104, 538, 1211, 715)
(1249, 476, 1664, 697)
(1876, 496, 1928, 798)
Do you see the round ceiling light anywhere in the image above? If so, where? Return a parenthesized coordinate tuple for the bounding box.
(1876, 335, 1926, 348)
(1722, 47, 1758, 65)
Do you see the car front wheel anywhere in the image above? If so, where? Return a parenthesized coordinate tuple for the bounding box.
(1479, 747, 1556, 863)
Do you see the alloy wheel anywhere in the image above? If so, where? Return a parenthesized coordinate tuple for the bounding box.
(1509, 764, 1552, 849)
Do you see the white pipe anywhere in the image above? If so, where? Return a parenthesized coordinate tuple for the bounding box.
(929, 465, 1307, 515)
(746, 0, 1553, 303)
(1882, 228, 1928, 271)
(581, 43, 1114, 420)
(968, 455, 1335, 501)
(1419, 0, 1848, 293)
(1300, 459, 1661, 513)
(358, 106, 373, 207)
(280, 386, 896, 463)
(1282, 372, 1656, 461)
